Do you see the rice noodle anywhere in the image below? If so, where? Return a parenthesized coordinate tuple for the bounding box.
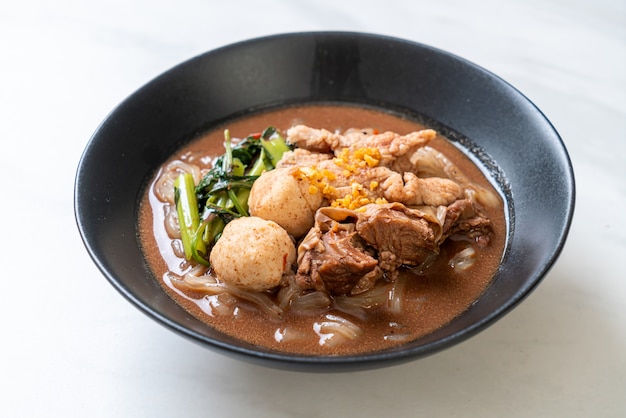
(226, 288, 283, 319)
(333, 282, 392, 320)
(163, 205, 181, 239)
(198, 294, 234, 317)
(153, 160, 202, 203)
(170, 239, 186, 259)
(387, 276, 407, 314)
(466, 186, 500, 209)
(274, 327, 308, 343)
(383, 322, 412, 343)
(313, 314, 362, 348)
(186, 263, 210, 278)
(412, 146, 469, 184)
(450, 246, 477, 272)
(168, 271, 283, 319)
(276, 275, 302, 309)
(289, 291, 331, 314)
(408, 252, 438, 275)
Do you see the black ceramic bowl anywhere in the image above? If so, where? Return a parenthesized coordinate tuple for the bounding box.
(75, 32, 574, 372)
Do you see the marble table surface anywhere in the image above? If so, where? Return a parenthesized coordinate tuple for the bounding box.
(1, 0, 624, 417)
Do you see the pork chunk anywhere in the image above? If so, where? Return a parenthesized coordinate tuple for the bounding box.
(295, 208, 382, 295)
(441, 199, 493, 245)
(286, 125, 435, 171)
(286, 125, 346, 153)
(346, 129, 436, 173)
(355, 203, 444, 273)
(276, 148, 332, 168)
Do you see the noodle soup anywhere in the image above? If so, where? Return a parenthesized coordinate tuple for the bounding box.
(138, 104, 506, 356)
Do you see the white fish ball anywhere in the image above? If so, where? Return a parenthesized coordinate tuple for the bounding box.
(248, 167, 324, 238)
(210, 216, 296, 292)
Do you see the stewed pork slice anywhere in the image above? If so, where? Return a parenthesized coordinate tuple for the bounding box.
(411, 146, 501, 209)
(276, 148, 332, 169)
(440, 198, 493, 246)
(285, 126, 346, 153)
(296, 200, 493, 296)
(292, 160, 464, 208)
(378, 171, 464, 207)
(354, 203, 446, 275)
(356, 200, 492, 267)
(281, 126, 458, 208)
(286, 125, 435, 171)
(296, 207, 382, 295)
(342, 129, 436, 173)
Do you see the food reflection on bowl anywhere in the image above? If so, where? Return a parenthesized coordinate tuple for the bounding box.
(74, 32, 574, 372)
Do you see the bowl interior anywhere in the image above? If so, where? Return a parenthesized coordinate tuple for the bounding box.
(75, 32, 574, 372)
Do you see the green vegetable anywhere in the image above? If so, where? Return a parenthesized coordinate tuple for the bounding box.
(174, 127, 292, 265)
(174, 172, 208, 265)
(260, 126, 291, 167)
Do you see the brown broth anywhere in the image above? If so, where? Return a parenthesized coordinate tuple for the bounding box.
(138, 104, 506, 356)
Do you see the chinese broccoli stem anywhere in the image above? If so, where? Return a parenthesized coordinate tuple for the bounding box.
(261, 127, 291, 167)
(174, 172, 207, 263)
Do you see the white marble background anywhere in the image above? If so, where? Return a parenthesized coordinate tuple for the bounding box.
(1, 0, 624, 417)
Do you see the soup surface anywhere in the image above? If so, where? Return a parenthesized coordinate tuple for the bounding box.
(138, 104, 506, 355)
